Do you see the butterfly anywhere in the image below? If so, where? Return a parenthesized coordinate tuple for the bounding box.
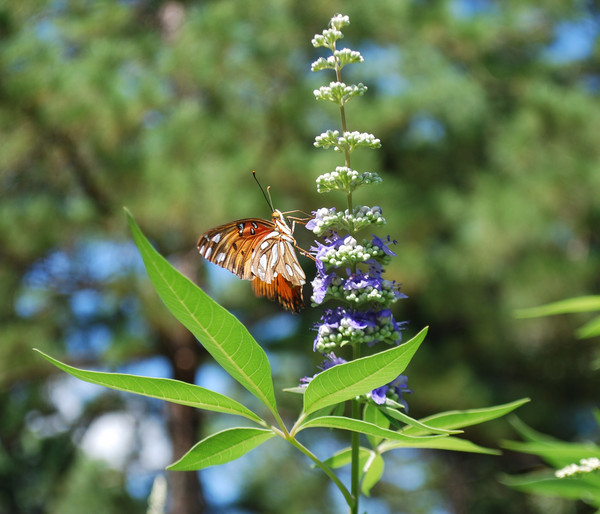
(197, 174, 308, 312)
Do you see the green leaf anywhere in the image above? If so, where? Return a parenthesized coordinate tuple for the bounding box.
(303, 327, 427, 415)
(381, 403, 461, 435)
(577, 315, 600, 339)
(34, 350, 264, 424)
(593, 409, 600, 429)
(322, 447, 371, 469)
(401, 398, 529, 436)
(500, 473, 600, 505)
(505, 417, 600, 468)
(362, 452, 384, 497)
(515, 296, 600, 318)
(126, 209, 277, 413)
(508, 415, 559, 444)
(502, 441, 600, 469)
(380, 436, 500, 455)
(167, 427, 275, 471)
(363, 403, 390, 448)
(298, 415, 444, 443)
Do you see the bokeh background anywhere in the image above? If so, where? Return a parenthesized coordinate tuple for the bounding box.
(2, 1, 599, 513)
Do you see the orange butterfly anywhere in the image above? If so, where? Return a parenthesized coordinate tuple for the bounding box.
(197, 174, 308, 312)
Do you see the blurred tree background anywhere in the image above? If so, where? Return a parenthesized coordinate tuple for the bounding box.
(1, 0, 599, 513)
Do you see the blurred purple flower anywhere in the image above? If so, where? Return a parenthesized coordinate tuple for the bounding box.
(371, 374, 412, 411)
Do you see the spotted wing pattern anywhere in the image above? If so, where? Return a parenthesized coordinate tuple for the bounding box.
(197, 212, 305, 312)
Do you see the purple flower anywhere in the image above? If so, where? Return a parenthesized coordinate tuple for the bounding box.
(371, 234, 397, 257)
(343, 270, 383, 292)
(320, 352, 347, 370)
(312, 272, 336, 304)
(300, 352, 347, 386)
(371, 374, 412, 411)
(306, 208, 338, 235)
(371, 386, 389, 405)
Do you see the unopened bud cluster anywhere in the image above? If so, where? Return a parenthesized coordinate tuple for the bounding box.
(311, 14, 350, 50)
(317, 167, 382, 194)
(307, 206, 385, 236)
(312, 49, 364, 72)
(314, 130, 381, 153)
(313, 82, 367, 104)
(314, 235, 394, 269)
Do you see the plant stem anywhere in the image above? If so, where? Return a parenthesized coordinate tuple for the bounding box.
(331, 42, 361, 511)
(350, 343, 362, 514)
(286, 435, 355, 509)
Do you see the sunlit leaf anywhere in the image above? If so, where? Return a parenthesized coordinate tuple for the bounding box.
(126, 209, 277, 413)
(361, 452, 384, 497)
(401, 398, 529, 436)
(381, 403, 461, 435)
(35, 350, 264, 424)
(322, 447, 371, 469)
(363, 403, 390, 448)
(303, 327, 427, 415)
(380, 436, 500, 455)
(167, 427, 275, 471)
(298, 415, 444, 443)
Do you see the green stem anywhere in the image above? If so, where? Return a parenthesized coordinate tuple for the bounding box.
(350, 343, 362, 514)
(286, 435, 355, 509)
(335, 55, 352, 170)
(332, 39, 359, 512)
(333, 44, 355, 232)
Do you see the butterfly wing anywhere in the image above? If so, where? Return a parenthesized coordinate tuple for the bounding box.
(197, 218, 277, 280)
(249, 237, 306, 286)
(197, 216, 306, 312)
(251, 274, 304, 313)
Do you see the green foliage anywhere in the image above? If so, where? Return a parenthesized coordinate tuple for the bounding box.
(502, 417, 600, 509)
(2, 0, 599, 512)
(126, 209, 278, 414)
(38, 213, 526, 510)
(34, 349, 263, 424)
(168, 428, 276, 471)
(516, 295, 600, 339)
(303, 327, 427, 415)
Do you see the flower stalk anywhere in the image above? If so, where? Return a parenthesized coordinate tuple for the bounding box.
(306, 14, 411, 512)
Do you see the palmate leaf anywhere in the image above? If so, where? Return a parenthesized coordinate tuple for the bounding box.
(126, 209, 277, 413)
(167, 427, 275, 471)
(34, 350, 264, 424)
(303, 327, 428, 415)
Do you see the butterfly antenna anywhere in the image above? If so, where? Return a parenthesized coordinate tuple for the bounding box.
(252, 170, 275, 211)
